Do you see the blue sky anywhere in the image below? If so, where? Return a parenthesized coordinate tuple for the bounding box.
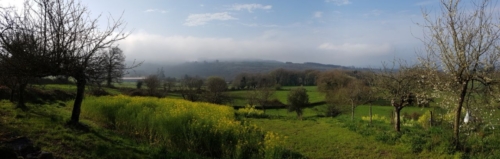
(0, 0, 441, 67)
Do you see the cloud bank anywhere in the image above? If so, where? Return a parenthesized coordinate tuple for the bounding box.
(116, 31, 406, 67)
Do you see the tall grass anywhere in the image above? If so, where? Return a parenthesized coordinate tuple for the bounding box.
(80, 95, 294, 158)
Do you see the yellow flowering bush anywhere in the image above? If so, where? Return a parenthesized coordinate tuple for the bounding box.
(81, 95, 289, 158)
(417, 111, 432, 129)
(236, 105, 265, 118)
(361, 114, 390, 124)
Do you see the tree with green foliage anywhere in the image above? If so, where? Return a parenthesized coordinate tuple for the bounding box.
(317, 70, 352, 117)
(287, 87, 309, 120)
(419, 0, 500, 149)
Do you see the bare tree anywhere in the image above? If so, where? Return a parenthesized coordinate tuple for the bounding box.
(164, 77, 177, 92)
(343, 79, 370, 121)
(180, 75, 204, 101)
(103, 47, 126, 87)
(377, 61, 418, 132)
(247, 74, 276, 112)
(204, 76, 229, 104)
(143, 75, 161, 96)
(0, 0, 128, 123)
(0, 2, 47, 109)
(419, 0, 500, 148)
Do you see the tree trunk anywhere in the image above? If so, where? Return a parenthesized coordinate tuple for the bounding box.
(369, 103, 373, 125)
(106, 77, 112, 87)
(394, 107, 402, 132)
(429, 111, 433, 127)
(16, 83, 27, 110)
(70, 78, 86, 124)
(9, 88, 15, 102)
(106, 67, 112, 87)
(297, 111, 302, 120)
(454, 82, 468, 150)
(351, 100, 354, 121)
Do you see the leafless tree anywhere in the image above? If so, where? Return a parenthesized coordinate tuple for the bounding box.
(377, 60, 419, 132)
(354, 70, 378, 124)
(103, 47, 126, 87)
(343, 79, 370, 121)
(180, 75, 204, 101)
(419, 0, 500, 148)
(143, 75, 161, 96)
(247, 74, 276, 112)
(204, 76, 229, 104)
(0, 2, 47, 109)
(0, 0, 128, 123)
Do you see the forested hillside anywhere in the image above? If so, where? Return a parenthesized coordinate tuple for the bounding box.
(127, 60, 364, 79)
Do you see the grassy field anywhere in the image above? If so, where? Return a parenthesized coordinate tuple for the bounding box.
(0, 101, 157, 159)
(248, 117, 457, 158)
(245, 103, 465, 158)
(33, 84, 122, 95)
(4, 84, 498, 158)
(229, 86, 325, 106)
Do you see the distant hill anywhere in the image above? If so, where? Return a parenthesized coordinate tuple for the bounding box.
(126, 60, 364, 80)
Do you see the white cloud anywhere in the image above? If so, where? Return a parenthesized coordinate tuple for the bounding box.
(318, 43, 393, 56)
(184, 12, 237, 26)
(325, 0, 352, 6)
(314, 11, 323, 18)
(229, 4, 272, 13)
(144, 9, 167, 14)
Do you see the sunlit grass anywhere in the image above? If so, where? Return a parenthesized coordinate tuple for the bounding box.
(229, 86, 325, 106)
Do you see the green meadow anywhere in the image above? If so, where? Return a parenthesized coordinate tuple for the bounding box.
(1, 84, 499, 158)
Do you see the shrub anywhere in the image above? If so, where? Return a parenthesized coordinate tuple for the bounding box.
(400, 131, 428, 153)
(374, 130, 400, 145)
(236, 105, 266, 118)
(417, 111, 432, 129)
(361, 114, 390, 124)
(325, 104, 343, 117)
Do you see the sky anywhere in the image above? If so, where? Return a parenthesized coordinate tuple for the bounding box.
(0, 0, 442, 67)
